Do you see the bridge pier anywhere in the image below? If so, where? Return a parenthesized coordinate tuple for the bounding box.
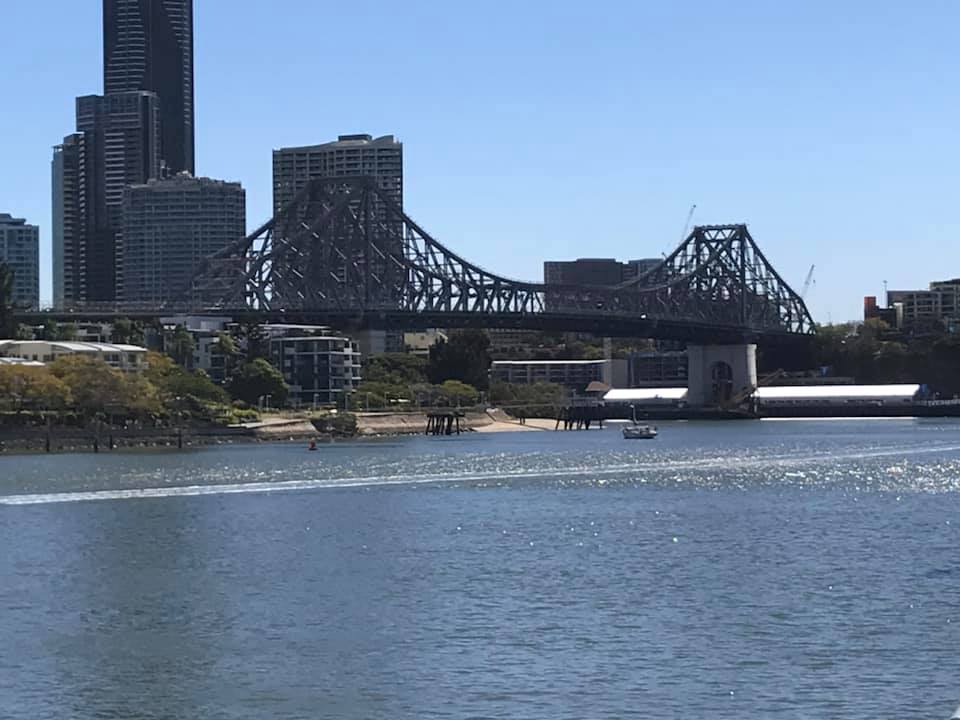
(686, 344, 757, 408)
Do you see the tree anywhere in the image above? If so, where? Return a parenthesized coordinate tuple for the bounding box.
(556, 339, 604, 360)
(351, 380, 412, 410)
(927, 335, 960, 397)
(49, 355, 129, 420)
(117, 372, 163, 419)
(227, 359, 288, 407)
(232, 322, 269, 361)
(39, 318, 59, 341)
(49, 355, 165, 422)
(489, 380, 565, 417)
(364, 353, 428, 386)
(145, 351, 229, 406)
(166, 324, 195, 367)
(427, 329, 491, 390)
(410, 382, 442, 407)
(56, 323, 77, 341)
(213, 331, 239, 380)
(112, 317, 145, 346)
(0, 262, 15, 338)
(0, 365, 71, 413)
(874, 342, 911, 383)
(436, 380, 479, 407)
(214, 331, 237, 355)
(39, 320, 78, 341)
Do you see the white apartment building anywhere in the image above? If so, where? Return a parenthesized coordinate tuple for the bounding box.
(0, 340, 147, 372)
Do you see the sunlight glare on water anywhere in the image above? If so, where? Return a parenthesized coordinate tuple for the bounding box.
(0, 419, 958, 719)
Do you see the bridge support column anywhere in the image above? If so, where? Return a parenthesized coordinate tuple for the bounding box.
(686, 344, 757, 408)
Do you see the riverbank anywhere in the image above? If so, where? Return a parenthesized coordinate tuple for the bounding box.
(0, 426, 257, 454)
(354, 409, 542, 435)
(0, 409, 547, 454)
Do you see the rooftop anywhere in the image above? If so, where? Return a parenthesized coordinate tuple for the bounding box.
(0, 357, 45, 367)
(604, 384, 923, 403)
(754, 384, 921, 400)
(0, 213, 32, 227)
(0, 340, 147, 354)
(275, 135, 401, 153)
(128, 173, 243, 190)
(604, 388, 688, 402)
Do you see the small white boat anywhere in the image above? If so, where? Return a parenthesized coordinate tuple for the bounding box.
(623, 404, 658, 439)
(622, 423, 657, 439)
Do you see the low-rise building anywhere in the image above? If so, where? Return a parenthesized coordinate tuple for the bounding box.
(491, 359, 606, 390)
(880, 279, 960, 331)
(0, 340, 147, 371)
(603, 384, 922, 409)
(265, 325, 361, 407)
(753, 384, 922, 408)
(863, 296, 898, 327)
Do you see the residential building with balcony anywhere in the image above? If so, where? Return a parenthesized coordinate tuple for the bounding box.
(0, 214, 40, 309)
(265, 325, 361, 407)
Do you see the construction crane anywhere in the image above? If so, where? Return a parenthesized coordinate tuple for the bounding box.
(680, 204, 697, 242)
(801, 264, 815, 300)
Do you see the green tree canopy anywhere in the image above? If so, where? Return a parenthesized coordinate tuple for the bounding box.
(213, 331, 240, 379)
(427, 329, 491, 390)
(231, 322, 269, 361)
(49, 355, 140, 419)
(436, 379, 479, 407)
(227, 359, 288, 407)
(112, 317, 145, 346)
(57, 323, 78, 341)
(144, 352, 228, 405)
(165, 324, 195, 367)
(39, 318, 58, 341)
(214, 331, 237, 356)
(489, 380, 565, 417)
(352, 380, 413, 410)
(363, 352, 428, 386)
(0, 365, 71, 412)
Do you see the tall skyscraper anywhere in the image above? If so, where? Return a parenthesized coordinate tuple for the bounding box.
(0, 214, 40, 310)
(53, 0, 216, 309)
(52, 134, 87, 307)
(54, 92, 162, 303)
(272, 134, 404, 347)
(103, 0, 195, 175)
(120, 174, 245, 304)
(272, 134, 403, 216)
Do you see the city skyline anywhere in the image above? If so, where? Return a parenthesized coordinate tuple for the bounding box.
(2, 0, 959, 321)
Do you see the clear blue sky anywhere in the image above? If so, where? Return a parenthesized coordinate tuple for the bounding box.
(2, 0, 958, 322)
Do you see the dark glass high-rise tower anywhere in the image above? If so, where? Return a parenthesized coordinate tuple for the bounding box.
(103, 0, 194, 175)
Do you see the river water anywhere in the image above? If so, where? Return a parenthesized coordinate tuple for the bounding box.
(1, 419, 958, 719)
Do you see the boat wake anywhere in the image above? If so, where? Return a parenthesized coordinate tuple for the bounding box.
(3, 441, 960, 507)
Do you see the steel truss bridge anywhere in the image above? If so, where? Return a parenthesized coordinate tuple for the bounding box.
(27, 176, 815, 343)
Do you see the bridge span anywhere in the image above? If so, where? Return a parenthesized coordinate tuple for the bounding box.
(22, 176, 815, 346)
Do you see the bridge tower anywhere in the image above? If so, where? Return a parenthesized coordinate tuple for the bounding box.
(686, 344, 757, 408)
